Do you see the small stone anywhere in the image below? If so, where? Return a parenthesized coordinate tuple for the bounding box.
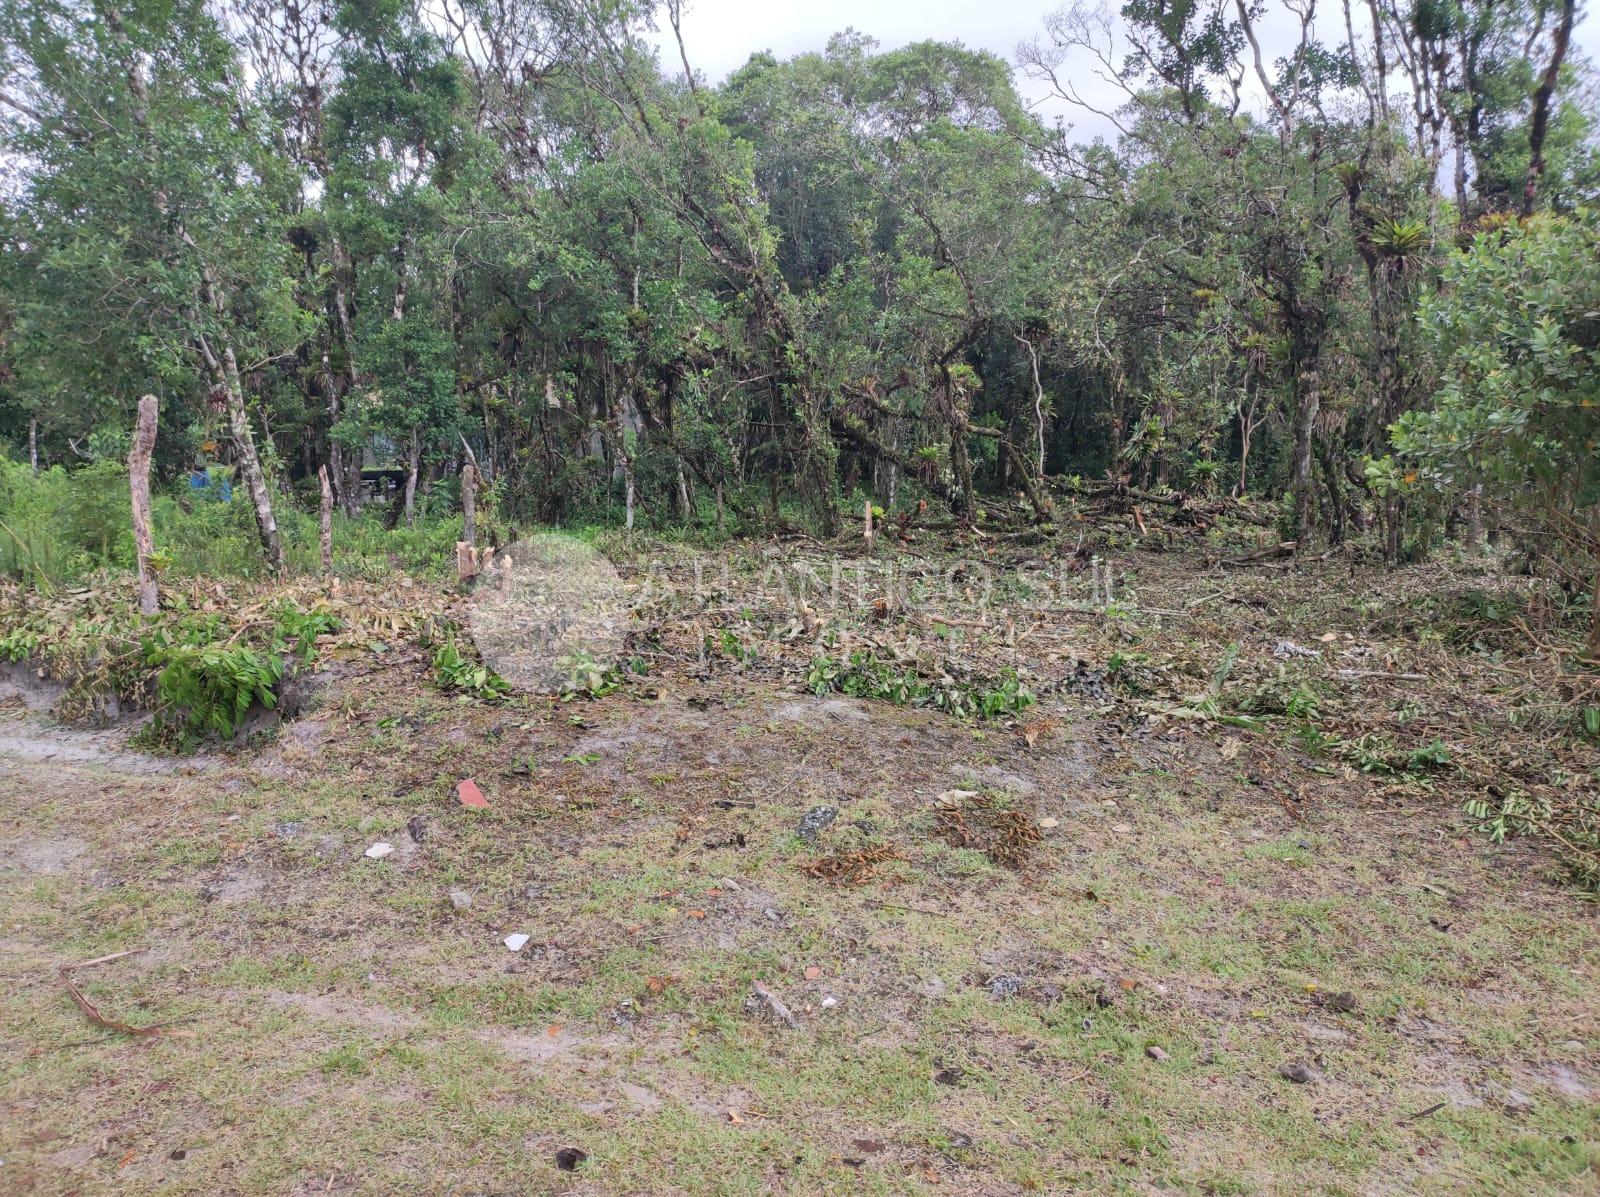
(988, 974, 1023, 999)
(820, 995, 838, 1008)
(504, 932, 531, 952)
(364, 842, 394, 859)
(553, 1146, 587, 1171)
(1278, 1063, 1316, 1084)
(1145, 1045, 1170, 1062)
(796, 805, 837, 842)
(1038, 817, 1060, 830)
(448, 889, 472, 911)
(1112, 823, 1133, 833)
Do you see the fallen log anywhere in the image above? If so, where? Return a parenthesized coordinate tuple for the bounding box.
(1222, 541, 1298, 567)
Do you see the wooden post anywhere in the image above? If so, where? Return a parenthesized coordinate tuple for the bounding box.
(128, 394, 159, 616)
(863, 498, 874, 548)
(461, 462, 478, 547)
(318, 464, 334, 577)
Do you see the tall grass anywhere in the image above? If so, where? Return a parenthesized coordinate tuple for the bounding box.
(0, 456, 464, 587)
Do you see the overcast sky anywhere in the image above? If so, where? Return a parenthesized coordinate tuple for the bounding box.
(651, 0, 1599, 147)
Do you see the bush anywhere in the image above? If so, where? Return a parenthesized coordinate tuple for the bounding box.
(1394, 210, 1600, 654)
(0, 458, 135, 584)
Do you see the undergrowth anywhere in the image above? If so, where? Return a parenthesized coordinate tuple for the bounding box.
(139, 603, 341, 750)
(806, 648, 1033, 720)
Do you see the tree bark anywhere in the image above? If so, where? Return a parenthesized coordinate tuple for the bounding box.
(1588, 563, 1600, 662)
(197, 333, 285, 572)
(318, 464, 334, 578)
(403, 427, 420, 528)
(461, 462, 478, 546)
(320, 346, 349, 515)
(1292, 357, 1321, 543)
(1587, 512, 1600, 662)
(128, 394, 159, 616)
(28, 417, 37, 473)
(609, 383, 638, 532)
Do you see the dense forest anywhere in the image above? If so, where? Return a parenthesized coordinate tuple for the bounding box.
(0, 0, 1597, 645)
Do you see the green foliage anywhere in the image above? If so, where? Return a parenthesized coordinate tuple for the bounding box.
(806, 649, 1033, 720)
(1466, 788, 1600, 893)
(141, 602, 339, 749)
(431, 638, 510, 701)
(559, 649, 622, 701)
(1398, 211, 1600, 528)
(1340, 733, 1453, 777)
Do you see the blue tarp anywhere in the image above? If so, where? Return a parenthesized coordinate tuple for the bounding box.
(189, 468, 233, 502)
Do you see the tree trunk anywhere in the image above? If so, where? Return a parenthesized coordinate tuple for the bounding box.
(609, 385, 638, 532)
(329, 241, 361, 518)
(946, 390, 975, 520)
(28, 418, 38, 473)
(1587, 513, 1600, 662)
(128, 394, 159, 616)
(1292, 358, 1321, 543)
(1236, 411, 1253, 499)
(1316, 437, 1346, 547)
(1588, 564, 1600, 662)
(403, 427, 420, 528)
(318, 465, 334, 577)
(320, 346, 350, 516)
(205, 337, 285, 572)
(461, 462, 478, 546)
(1523, 0, 1576, 216)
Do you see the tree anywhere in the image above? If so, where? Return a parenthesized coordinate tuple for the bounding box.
(1394, 211, 1600, 655)
(0, 0, 300, 569)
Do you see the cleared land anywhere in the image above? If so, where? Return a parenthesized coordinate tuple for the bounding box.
(1, 545, 1597, 1196)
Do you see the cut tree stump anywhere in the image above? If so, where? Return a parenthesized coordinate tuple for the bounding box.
(456, 542, 494, 580)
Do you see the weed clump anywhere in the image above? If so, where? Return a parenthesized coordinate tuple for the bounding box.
(806, 648, 1033, 720)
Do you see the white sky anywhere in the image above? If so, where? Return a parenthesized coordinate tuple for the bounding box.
(652, 0, 1600, 147)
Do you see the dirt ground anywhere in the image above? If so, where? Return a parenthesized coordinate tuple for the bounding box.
(1, 546, 1597, 1196)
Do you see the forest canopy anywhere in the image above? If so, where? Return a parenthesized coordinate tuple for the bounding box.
(0, 0, 1597, 645)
